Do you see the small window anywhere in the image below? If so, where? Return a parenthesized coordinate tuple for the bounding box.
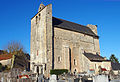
(74, 59, 75, 65)
(74, 59, 77, 66)
(95, 64, 96, 69)
(37, 50, 38, 56)
(58, 56, 61, 62)
(74, 69, 77, 75)
(36, 16, 38, 24)
(39, 14, 40, 20)
(45, 64, 46, 70)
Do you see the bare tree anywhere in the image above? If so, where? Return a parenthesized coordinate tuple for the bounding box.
(2, 41, 30, 71)
(3, 41, 25, 54)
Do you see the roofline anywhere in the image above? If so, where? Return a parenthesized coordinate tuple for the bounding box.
(31, 6, 46, 20)
(31, 4, 52, 20)
(54, 25, 99, 39)
(0, 58, 12, 61)
(53, 17, 99, 38)
(53, 16, 87, 27)
(31, 6, 99, 39)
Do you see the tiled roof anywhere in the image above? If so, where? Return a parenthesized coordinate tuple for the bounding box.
(84, 52, 106, 61)
(0, 54, 13, 60)
(111, 62, 120, 70)
(52, 17, 99, 38)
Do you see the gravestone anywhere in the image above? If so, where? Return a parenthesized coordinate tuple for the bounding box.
(93, 75, 108, 82)
(1, 77, 4, 82)
(49, 75, 57, 82)
(68, 78, 74, 82)
(38, 74, 44, 82)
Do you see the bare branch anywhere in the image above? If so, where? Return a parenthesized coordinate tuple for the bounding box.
(3, 41, 25, 54)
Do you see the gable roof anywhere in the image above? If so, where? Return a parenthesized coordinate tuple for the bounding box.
(52, 17, 99, 38)
(0, 54, 13, 61)
(84, 52, 107, 61)
(111, 62, 120, 70)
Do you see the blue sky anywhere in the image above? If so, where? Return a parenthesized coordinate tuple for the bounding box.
(0, 0, 120, 60)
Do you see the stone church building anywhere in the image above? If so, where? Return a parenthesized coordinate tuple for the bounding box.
(30, 3, 111, 77)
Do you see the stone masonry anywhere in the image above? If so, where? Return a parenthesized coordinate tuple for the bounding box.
(30, 3, 111, 77)
(30, 4, 52, 77)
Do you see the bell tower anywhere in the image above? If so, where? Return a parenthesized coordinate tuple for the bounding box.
(38, 3, 45, 12)
(30, 3, 53, 77)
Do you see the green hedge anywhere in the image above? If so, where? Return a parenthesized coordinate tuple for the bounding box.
(50, 69, 68, 75)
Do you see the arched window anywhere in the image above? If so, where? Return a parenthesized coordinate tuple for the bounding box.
(58, 56, 61, 62)
(45, 64, 46, 71)
(37, 50, 38, 56)
(74, 59, 75, 65)
(74, 69, 77, 75)
(39, 14, 41, 20)
(74, 59, 77, 66)
(36, 16, 38, 24)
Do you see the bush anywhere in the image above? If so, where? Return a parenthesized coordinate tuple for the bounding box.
(50, 69, 68, 75)
(0, 63, 2, 72)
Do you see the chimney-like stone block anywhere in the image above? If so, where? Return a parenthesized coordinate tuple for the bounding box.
(87, 24, 98, 35)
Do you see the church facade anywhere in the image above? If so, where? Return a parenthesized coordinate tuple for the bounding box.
(30, 3, 111, 77)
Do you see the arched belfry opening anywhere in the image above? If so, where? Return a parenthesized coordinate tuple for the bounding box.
(38, 3, 45, 12)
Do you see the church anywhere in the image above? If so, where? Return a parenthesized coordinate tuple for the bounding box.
(30, 3, 111, 77)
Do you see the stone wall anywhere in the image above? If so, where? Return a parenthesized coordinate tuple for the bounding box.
(90, 61, 111, 74)
(45, 4, 53, 77)
(30, 4, 52, 77)
(54, 27, 100, 73)
(0, 59, 12, 66)
(87, 24, 100, 55)
(93, 75, 109, 82)
(30, 3, 102, 77)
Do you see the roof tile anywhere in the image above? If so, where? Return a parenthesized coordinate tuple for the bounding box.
(53, 17, 98, 38)
(0, 54, 13, 60)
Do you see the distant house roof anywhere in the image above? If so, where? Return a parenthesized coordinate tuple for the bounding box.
(111, 63, 120, 70)
(53, 17, 99, 38)
(0, 54, 13, 61)
(84, 52, 109, 61)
